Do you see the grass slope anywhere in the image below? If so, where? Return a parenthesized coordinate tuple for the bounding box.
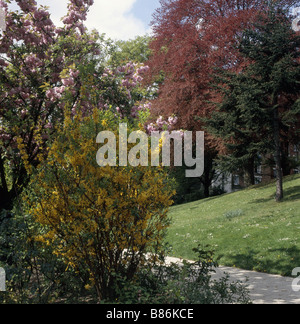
(166, 175, 300, 276)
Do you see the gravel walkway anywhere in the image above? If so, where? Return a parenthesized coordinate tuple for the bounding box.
(165, 257, 300, 304)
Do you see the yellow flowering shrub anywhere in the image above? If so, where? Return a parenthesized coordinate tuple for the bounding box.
(25, 110, 175, 301)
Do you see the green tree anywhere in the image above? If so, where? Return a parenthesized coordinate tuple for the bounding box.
(109, 35, 152, 66)
(207, 9, 300, 201)
(206, 70, 270, 187)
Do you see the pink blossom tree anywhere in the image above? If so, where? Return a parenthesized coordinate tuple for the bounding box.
(0, 0, 159, 210)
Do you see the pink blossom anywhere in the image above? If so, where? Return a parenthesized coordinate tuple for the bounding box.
(62, 77, 75, 87)
(70, 70, 80, 78)
(146, 123, 155, 134)
(21, 109, 28, 119)
(156, 116, 165, 128)
(168, 116, 178, 125)
(44, 122, 53, 129)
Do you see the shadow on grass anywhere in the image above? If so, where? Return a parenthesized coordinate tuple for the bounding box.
(250, 196, 274, 204)
(283, 186, 300, 201)
(219, 246, 300, 277)
(250, 185, 300, 204)
(254, 175, 300, 190)
(171, 195, 222, 211)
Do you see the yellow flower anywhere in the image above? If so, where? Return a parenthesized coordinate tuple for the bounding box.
(101, 119, 108, 128)
(26, 109, 175, 301)
(85, 284, 92, 290)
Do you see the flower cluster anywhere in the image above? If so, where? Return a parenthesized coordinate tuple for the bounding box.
(62, 0, 94, 33)
(146, 114, 180, 134)
(0, 0, 99, 170)
(117, 62, 149, 89)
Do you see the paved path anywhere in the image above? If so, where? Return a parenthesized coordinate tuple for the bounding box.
(165, 257, 300, 304)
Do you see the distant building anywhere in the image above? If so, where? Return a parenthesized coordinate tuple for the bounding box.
(212, 144, 300, 194)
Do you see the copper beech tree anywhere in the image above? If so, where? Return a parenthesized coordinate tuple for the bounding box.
(146, 0, 298, 195)
(148, 0, 298, 126)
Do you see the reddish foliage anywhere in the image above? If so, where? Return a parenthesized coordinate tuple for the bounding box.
(147, 0, 297, 131)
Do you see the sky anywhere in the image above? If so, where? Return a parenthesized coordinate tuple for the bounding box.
(8, 0, 162, 40)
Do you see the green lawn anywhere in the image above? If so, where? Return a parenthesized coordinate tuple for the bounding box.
(166, 175, 300, 276)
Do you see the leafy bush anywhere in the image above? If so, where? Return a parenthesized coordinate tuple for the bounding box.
(108, 245, 252, 304)
(24, 109, 175, 302)
(0, 208, 89, 304)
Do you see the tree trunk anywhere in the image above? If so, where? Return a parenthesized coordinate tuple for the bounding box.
(0, 160, 28, 212)
(203, 179, 210, 198)
(273, 106, 283, 202)
(0, 188, 14, 211)
(244, 157, 255, 187)
(201, 153, 215, 198)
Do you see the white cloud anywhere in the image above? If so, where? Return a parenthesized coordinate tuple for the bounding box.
(86, 0, 147, 40)
(40, 0, 147, 40)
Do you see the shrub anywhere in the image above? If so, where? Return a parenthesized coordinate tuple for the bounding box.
(24, 110, 175, 302)
(223, 209, 244, 221)
(108, 245, 252, 304)
(0, 206, 97, 304)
